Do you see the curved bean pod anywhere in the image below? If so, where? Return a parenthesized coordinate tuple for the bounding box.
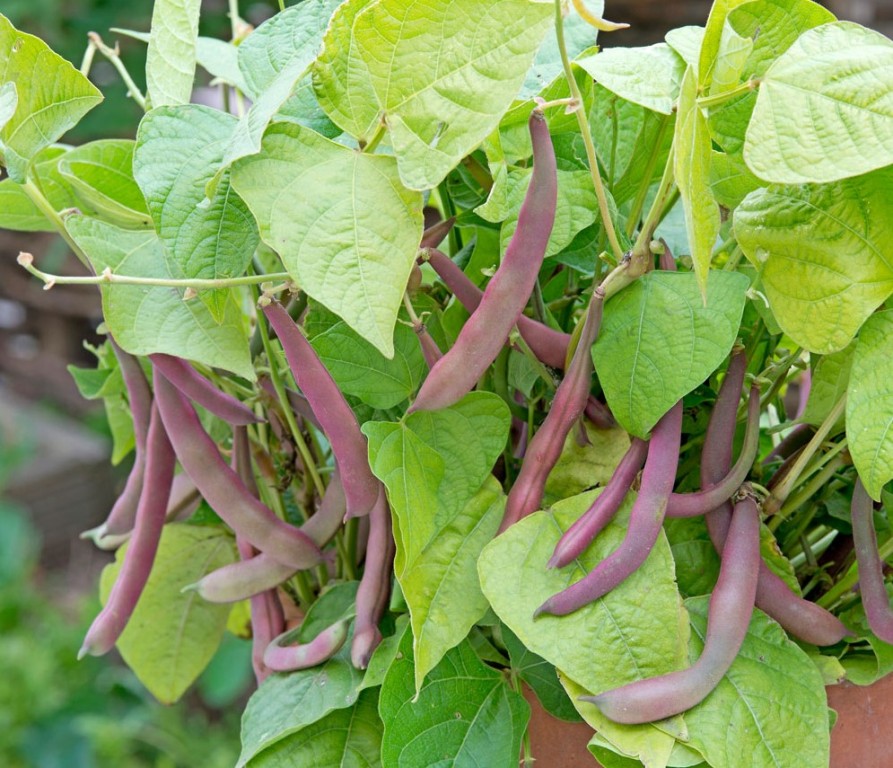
(263, 301, 381, 520)
(423, 248, 570, 370)
(536, 401, 683, 616)
(584, 396, 616, 429)
(154, 369, 324, 569)
(149, 353, 259, 425)
(263, 619, 350, 672)
(702, 353, 848, 645)
(549, 438, 648, 568)
(79, 401, 176, 658)
(302, 468, 348, 547)
(410, 111, 557, 412)
(851, 478, 893, 643)
(81, 342, 154, 548)
(351, 488, 395, 669)
(666, 386, 760, 518)
(584, 492, 760, 724)
(186, 552, 296, 603)
(500, 291, 605, 533)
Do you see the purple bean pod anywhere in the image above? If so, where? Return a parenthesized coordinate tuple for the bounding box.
(81, 343, 154, 548)
(420, 215, 456, 250)
(302, 467, 348, 547)
(414, 323, 443, 369)
(263, 301, 381, 520)
(500, 292, 606, 533)
(549, 438, 649, 569)
(536, 400, 682, 617)
(409, 112, 557, 412)
(258, 375, 323, 432)
(583, 492, 760, 724)
(851, 478, 893, 643)
(263, 619, 351, 672)
(186, 552, 297, 603)
(423, 248, 570, 370)
(584, 395, 616, 429)
(666, 386, 760, 518)
(763, 423, 813, 465)
(702, 354, 849, 645)
(79, 401, 176, 658)
(351, 488, 395, 669)
(149, 353, 260, 425)
(154, 369, 324, 569)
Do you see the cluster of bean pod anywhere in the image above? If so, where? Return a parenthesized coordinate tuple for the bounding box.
(79, 109, 888, 732)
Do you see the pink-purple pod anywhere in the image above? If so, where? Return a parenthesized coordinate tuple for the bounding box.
(264, 620, 351, 672)
(536, 400, 683, 617)
(423, 248, 570, 371)
(81, 342, 154, 548)
(584, 492, 760, 724)
(414, 323, 443, 369)
(409, 111, 558, 412)
(500, 292, 605, 533)
(584, 396, 616, 429)
(302, 468, 348, 547)
(351, 488, 395, 669)
(702, 353, 849, 646)
(258, 375, 323, 432)
(154, 369, 324, 570)
(549, 438, 649, 569)
(420, 216, 456, 250)
(186, 552, 296, 603)
(263, 301, 381, 520)
(79, 400, 176, 658)
(763, 423, 813, 465)
(851, 478, 893, 643)
(665, 386, 760, 518)
(149, 353, 260, 426)
(252, 587, 285, 683)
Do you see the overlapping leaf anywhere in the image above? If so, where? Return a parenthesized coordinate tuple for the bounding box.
(145, 0, 201, 108)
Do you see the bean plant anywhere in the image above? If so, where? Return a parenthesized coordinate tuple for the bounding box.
(2, 0, 893, 765)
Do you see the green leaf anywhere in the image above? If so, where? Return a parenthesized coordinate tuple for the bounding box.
(709, 21, 752, 96)
(314, 0, 553, 190)
(709, 150, 762, 210)
(379, 632, 529, 768)
(58, 140, 152, 229)
(543, 421, 630, 502)
(498, 166, 597, 259)
(195, 37, 249, 93)
(577, 43, 685, 115)
(478, 490, 690, 761)
(248, 688, 382, 768)
(847, 311, 893, 500)
(98, 524, 236, 704)
(134, 105, 259, 323)
(308, 316, 426, 410)
(697, 0, 750, 90)
(801, 345, 853, 428)
(65, 216, 253, 379)
(145, 0, 201, 108)
(0, 179, 49, 231)
(364, 392, 510, 573)
(682, 597, 830, 768)
(593, 270, 749, 438)
(237, 646, 365, 767)
(0, 14, 102, 181)
(744, 22, 893, 184)
(0, 80, 16, 131)
(664, 517, 721, 598)
(734, 167, 893, 354)
(839, 594, 893, 686)
(399, 479, 505, 690)
(502, 625, 582, 722)
(674, 66, 720, 295)
(665, 26, 705, 71)
(231, 121, 423, 357)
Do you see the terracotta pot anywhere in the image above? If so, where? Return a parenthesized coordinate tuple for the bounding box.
(522, 675, 893, 767)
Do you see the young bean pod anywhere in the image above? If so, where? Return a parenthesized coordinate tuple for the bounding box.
(149, 353, 260, 425)
(263, 620, 350, 672)
(410, 111, 558, 412)
(154, 369, 324, 569)
(583, 492, 760, 724)
(185, 552, 296, 603)
(851, 478, 893, 643)
(79, 401, 176, 658)
(536, 400, 682, 616)
(500, 291, 605, 533)
(549, 438, 648, 568)
(263, 301, 381, 520)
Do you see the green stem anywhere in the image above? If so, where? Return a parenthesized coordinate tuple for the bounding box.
(80, 39, 97, 76)
(765, 394, 847, 515)
(625, 112, 673, 238)
(228, 0, 241, 38)
(88, 32, 146, 110)
(630, 141, 676, 264)
(255, 295, 327, 499)
(553, 0, 624, 263)
(21, 181, 92, 270)
(18, 253, 291, 291)
(770, 454, 847, 532)
(697, 79, 759, 110)
(461, 154, 494, 191)
(362, 121, 386, 153)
